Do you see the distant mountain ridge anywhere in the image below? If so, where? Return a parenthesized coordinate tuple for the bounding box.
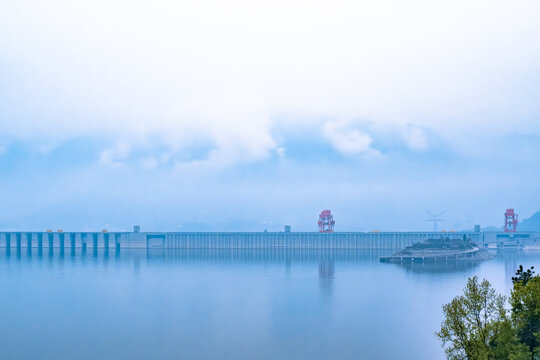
(481, 211, 540, 231)
(520, 211, 540, 230)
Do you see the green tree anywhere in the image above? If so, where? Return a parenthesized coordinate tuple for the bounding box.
(437, 276, 507, 360)
(489, 315, 530, 360)
(510, 273, 540, 359)
(513, 266, 535, 286)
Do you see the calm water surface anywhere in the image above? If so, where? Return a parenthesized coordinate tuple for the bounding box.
(0, 247, 538, 360)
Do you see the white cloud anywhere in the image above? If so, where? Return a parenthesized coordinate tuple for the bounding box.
(403, 126, 428, 151)
(98, 142, 131, 167)
(323, 120, 381, 157)
(0, 0, 539, 232)
(0, 0, 539, 166)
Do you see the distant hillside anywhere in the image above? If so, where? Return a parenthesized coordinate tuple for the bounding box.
(481, 211, 540, 231)
(520, 211, 540, 230)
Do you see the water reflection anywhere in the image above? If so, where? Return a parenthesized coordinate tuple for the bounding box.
(133, 257, 141, 272)
(4, 247, 539, 277)
(319, 259, 335, 279)
(498, 249, 527, 280)
(381, 248, 540, 275)
(143, 248, 393, 263)
(318, 259, 335, 299)
(285, 258, 292, 277)
(389, 260, 482, 274)
(2, 246, 540, 360)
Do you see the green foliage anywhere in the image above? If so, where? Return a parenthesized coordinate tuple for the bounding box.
(489, 318, 530, 360)
(436, 276, 506, 360)
(437, 270, 537, 360)
(510, 274, 540, 359)
(409, 236, 476, 251)
(512, 266, 535, 286)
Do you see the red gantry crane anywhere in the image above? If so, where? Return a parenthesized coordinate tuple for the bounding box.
(504, 208, 518, 232)
(318, 209, 335, 233)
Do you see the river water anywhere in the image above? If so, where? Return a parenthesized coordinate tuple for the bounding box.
(0, 247, 538, 360)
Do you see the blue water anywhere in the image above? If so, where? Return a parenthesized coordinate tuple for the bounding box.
(0, 248, 538, 360)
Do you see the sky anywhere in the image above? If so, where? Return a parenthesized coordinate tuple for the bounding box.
(0, 0, 539, 232)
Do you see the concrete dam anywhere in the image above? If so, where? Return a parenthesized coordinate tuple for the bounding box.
(0, 230, 537, 252)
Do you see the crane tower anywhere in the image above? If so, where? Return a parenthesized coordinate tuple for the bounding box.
(318, 210, 335, 233)
(504, 208, 518, 232)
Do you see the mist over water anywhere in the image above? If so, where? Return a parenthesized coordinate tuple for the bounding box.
(1, 1, 539, 359)
(1, 246, 538, 360)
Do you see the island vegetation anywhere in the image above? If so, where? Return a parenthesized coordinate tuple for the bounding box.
(437, 266, 540, 360)
(408, 236, 476, 251)
(381, 236, 492, 262)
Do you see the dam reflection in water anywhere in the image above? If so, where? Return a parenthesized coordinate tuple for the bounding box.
(1, 246, 539, 360)
(1, 247, 515, 275)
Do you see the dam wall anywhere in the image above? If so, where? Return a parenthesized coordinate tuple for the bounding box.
(0, 231, 538, 251)
(0, 231, 484, 250)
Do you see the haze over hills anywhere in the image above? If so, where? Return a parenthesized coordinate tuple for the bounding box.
(1, 0, 540, 232)
(481, 211, 540, 232)
(519, 211, 540, 231)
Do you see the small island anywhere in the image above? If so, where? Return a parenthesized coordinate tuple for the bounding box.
(380, 236, 493, 263)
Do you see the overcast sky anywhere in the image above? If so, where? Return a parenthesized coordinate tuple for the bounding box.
(0, 0, 539, 231)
